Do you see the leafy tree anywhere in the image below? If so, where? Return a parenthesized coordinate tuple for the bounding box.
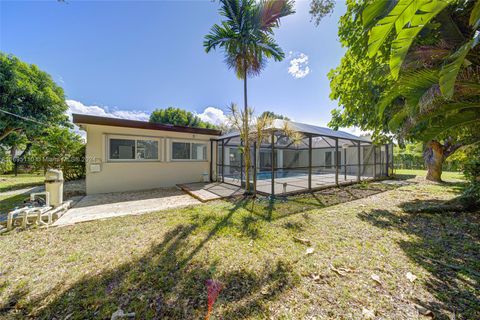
(0, 53, 69, 141)
(149, 107, 217, 129)
(327, 0, 394, 141)
(325, 0, 479, 182)
(0, 146, 13, 174)
(204, 0, 294, 193)
(309, 0, 335, 26)
(364, 0, 479, 181)
(259, 111, 290, 120)
(29, 127, 85, 181)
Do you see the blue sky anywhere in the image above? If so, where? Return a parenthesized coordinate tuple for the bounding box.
(1, 0, 351, 130)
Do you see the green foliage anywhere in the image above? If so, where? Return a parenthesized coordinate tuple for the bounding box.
(439, 38, 476, 98)
(394, 142, 465, 170)
(149, 107, 217, 129)
(0, 147, 13, 174)
(461, 146, 480, 204)
(29, 127, 85, 181)
(309, 0, 335, 26)
(367, 0, 451, 78)
(0, 53, 69, 141)
(328, 0, 393, 141)
(330, 0, 480, 148)
(259, 111, 290, 120)
(204, 0, 294, 79)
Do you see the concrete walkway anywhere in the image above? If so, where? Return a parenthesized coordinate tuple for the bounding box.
(53, 188, 201, 226)
(0, 186, 43, 197)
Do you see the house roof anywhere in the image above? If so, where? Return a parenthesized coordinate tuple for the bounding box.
(72, 114, 222, 136)
(217, 119, 371, 143)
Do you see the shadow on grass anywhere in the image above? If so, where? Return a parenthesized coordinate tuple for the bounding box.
(393, 173, 417, 180)
(1, 199, 298, 319)
(0, 193, 30, 220)
(233, 182, 399, 224)
(358, 202, 480, 320)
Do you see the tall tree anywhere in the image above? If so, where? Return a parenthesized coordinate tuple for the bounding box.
(30, 127, 85, 180)
(0, 53, 69, 141)
(324, 0, 479, 182)
(364, 0, 479, 181)
(204, 0, 294, 193)
(149, 107, 217, 129)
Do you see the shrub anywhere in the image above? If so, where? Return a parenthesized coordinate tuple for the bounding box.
(0, 148, 13, 174)
(461, 147, 480, 207)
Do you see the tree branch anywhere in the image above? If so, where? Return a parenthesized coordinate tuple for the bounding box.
(443, 141, 463, 158)
(0, 128, 15, 141)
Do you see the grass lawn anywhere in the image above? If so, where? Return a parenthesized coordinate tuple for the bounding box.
(394, 168, 464, 181)
(0, 193, 31, 216)
(0, 172, 478, 319)
(0, 174, 44, 193)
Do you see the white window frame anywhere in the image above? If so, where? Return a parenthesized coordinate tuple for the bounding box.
(107, 134, 161, 162)
(171, 140, 208, 162)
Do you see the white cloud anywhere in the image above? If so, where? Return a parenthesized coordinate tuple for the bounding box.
(66, 99, 149, 121)
(288, 52, 310, 79)
(66, 99, 150, 139)
(196, 106, 227, 126)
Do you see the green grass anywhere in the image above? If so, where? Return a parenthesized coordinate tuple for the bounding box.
(0, 174, 44, 193)
(394, 168, 464, 181)
(0, 178, 478, 319)
(0, 193, 30, 216)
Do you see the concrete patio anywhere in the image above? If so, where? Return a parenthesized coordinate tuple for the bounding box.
(54, 187, 201, 226)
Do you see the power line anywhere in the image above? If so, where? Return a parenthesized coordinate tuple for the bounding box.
(0, 108, 49, 126)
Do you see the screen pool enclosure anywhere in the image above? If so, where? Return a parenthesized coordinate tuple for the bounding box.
(212, 120, 393, 196)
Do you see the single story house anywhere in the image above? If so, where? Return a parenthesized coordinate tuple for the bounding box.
(73, 114, 221, 195)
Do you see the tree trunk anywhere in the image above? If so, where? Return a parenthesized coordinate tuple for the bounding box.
(0, 128, 14, 142)
(424, 140, 444, 182)
(243, 68, 251, 194)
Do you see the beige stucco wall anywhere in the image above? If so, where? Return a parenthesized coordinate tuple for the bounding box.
(81, 123, 218, 194)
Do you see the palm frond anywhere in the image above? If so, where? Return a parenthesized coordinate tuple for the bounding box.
(377, 69, 439, 117)
(389, 0, 452, 78)
(367, 0, 425, 58)
(388, 108, 410, 131)
(204, 22, 237, 52)
(440, 38, 476, 98)
(204, 0, 293, 80)
(470, 0, 480, 28)
(416, 110, 480, 141)
(362, 0, 392, 28)
(255, 0, 295, 31)
(367, 0, 452, 78)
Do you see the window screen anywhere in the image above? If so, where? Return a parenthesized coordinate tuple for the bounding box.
(192, 143, 207, 160)
(137, 140, 159, 160)
(110, 139, 135, 160)
(172, 142, 191, 160)
(172, 142, 207, 160)
(109, 137, 159, 161)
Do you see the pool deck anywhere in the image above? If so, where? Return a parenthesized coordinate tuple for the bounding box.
(177, 182, 244, 202)
(223, 173, 373, 195)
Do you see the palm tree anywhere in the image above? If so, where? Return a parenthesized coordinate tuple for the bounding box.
(365, 0, 480, 181)
(204, 0, 294, 193)
(227, 103, 302, 196)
